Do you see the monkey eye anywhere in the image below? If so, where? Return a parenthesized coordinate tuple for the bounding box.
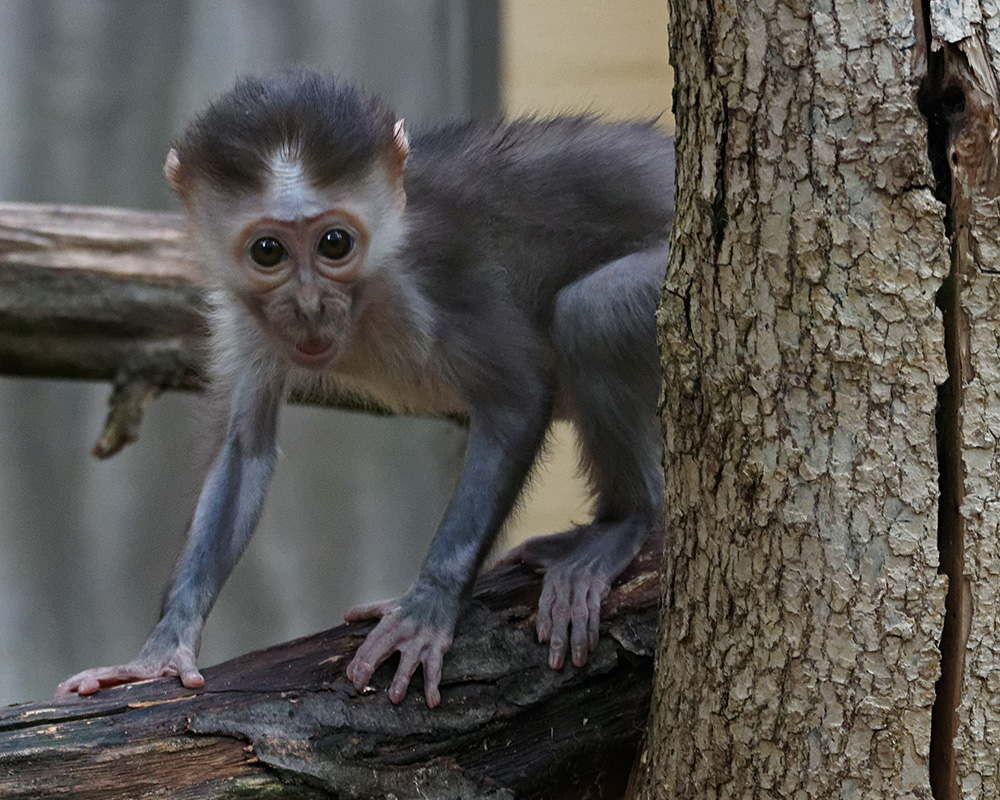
(249, 237, 286, 268)
(318, 229, 354, 261)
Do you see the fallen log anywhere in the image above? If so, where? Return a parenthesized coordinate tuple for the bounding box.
(0, 202, 203, 386)
(0, 539, 660, 800)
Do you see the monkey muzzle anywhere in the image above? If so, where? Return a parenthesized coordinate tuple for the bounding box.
(290, 336, 336, 368)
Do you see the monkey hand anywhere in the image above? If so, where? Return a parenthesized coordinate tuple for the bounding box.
(344, 585, 457, 708)
(55, 645, 203, 698)
(499, 521, 645, 672)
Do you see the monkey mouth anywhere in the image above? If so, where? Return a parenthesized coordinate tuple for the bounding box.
(290, 336, 336, 367)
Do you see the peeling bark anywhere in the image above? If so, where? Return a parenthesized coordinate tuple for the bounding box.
(632, 0, 952, 796)
(0, 202, 204, 387)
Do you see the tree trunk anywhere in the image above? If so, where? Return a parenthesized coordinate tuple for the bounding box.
(628, 0, 995, 795)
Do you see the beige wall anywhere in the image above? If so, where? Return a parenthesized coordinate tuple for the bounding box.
(498, 1, 671, 544)
(501, 0, 673, 125)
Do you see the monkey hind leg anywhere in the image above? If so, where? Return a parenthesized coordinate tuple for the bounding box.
(502, 245, 667, 669)
(554, 244, 666, 518)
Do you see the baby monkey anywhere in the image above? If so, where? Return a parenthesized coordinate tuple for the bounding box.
(58, 70, 674, 707)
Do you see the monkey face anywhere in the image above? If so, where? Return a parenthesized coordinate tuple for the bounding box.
(233, 206, 365, 368)
(183, 153, 408, 371)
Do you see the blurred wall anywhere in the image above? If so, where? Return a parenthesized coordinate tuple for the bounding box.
(501, 0, 673, 123)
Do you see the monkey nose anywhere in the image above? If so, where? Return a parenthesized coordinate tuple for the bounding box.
(294, 294, 325, 325)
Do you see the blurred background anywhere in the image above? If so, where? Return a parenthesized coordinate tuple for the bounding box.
(0, 0, 671, 705)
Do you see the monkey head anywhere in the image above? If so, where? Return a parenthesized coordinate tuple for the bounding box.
(165, 72, 409, 369)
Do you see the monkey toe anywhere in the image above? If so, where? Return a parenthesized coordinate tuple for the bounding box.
(536, 569, 609, 672)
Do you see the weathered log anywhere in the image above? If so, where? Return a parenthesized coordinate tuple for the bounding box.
(0, 202, 203, 384)
(0, 539, 660, 800)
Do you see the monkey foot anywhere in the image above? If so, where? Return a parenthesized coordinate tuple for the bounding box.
(344, 593, 456, 708)
(498, 520, 647, 670)
(55, 646, 203, 697)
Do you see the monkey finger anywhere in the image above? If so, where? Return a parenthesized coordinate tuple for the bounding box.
(346, 648, 380, 689)
(547, 599, 572, 670)
(586, 583, 603, 651)
(55, 674, 91, 697)
(422, 649, 444, 709)
(55, 676, 82, 697)
(57, 668, 105, 695)
(56, 665, 137, 697)
(173, 647, 204, 689)
(75, 675, 107, 696)
(180, 670, 205, 689)
(535, 580, 557, 643)
(548, 631, 568, 670)
(388, 646, 423, 704)
(346, 618, 408, 689)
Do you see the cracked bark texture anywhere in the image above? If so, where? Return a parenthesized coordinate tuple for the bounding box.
(631, 0, 953, 796)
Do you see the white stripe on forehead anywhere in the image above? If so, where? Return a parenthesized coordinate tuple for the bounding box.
(265, 151, 330, 220)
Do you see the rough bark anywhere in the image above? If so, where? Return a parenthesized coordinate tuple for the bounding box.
(0, 541, 659, 800)
(632, 0, 954, 796)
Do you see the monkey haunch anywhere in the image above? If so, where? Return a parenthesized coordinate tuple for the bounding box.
(57, 71, 674, 708)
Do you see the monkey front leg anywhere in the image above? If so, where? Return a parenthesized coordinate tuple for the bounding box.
(57, 376, 282, 697)
(346, 414, 542, 708)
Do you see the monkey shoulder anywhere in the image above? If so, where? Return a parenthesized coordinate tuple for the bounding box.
(399, 118, 674, 308)
(406, 117, 674, 209)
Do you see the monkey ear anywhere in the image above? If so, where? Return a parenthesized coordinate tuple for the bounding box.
(390, 119, 410, 174)
(385, 119, 410, 209)
(164, 148, 187, 195)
